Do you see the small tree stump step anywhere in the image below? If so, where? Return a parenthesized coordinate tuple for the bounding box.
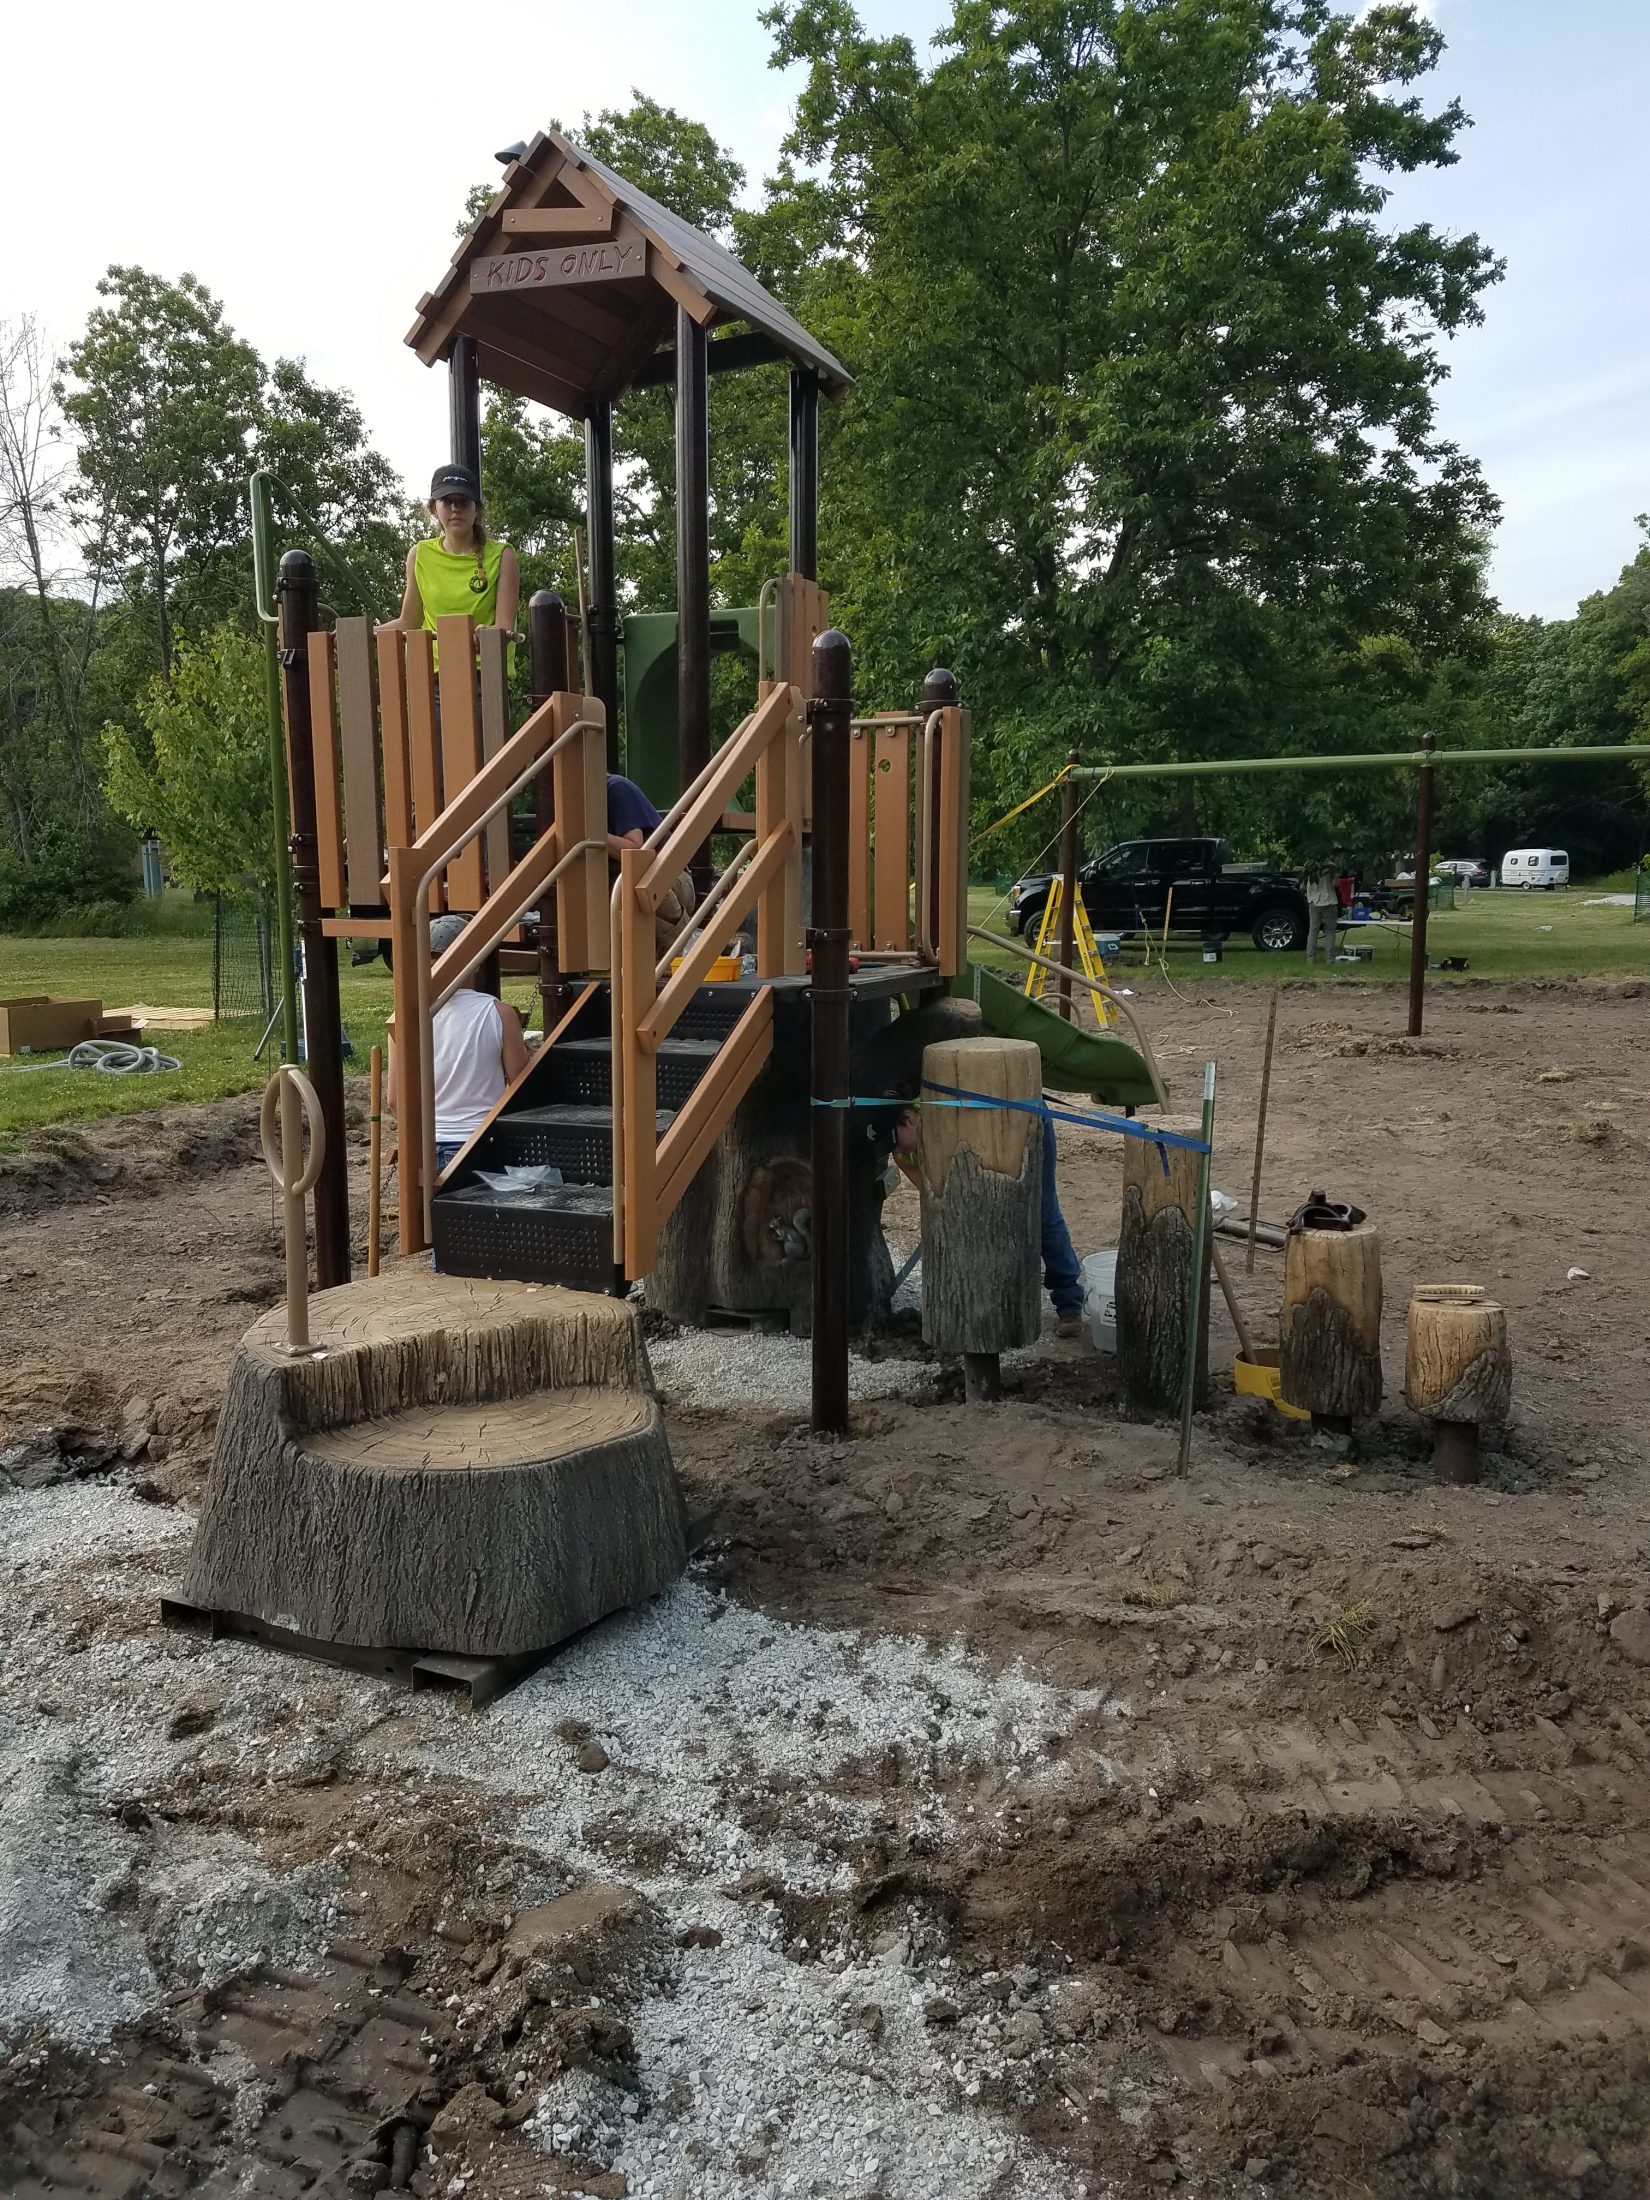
(181, 1274, 686, 1659)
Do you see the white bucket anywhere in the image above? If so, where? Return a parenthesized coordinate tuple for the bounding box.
(1081, 1250, 1118, 1354)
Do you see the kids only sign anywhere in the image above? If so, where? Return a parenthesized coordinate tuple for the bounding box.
(471, 236, 647, 293)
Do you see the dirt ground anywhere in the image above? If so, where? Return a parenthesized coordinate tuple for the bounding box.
(2, 975, 1649, 2199)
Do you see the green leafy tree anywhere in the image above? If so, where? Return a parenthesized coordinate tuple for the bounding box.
(103, 623, 272, 896)
(763, 0, 1503, 848)
(59, 268, 263, 679)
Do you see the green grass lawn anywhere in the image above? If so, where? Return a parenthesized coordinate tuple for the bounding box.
(966, 881, 1650, 988)
(3, 882, 1643, 1143)
(0, 932, 540, 1147)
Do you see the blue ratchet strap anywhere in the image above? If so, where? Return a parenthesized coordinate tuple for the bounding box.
(813, 1085, 1208, 1175)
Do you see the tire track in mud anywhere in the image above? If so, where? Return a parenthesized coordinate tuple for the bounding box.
(1, 1941, 448, 2200)
(1123, 1702, 1650, 2097)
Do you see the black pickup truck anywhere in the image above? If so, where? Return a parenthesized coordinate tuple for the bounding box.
(1007, 836, 1310, 953)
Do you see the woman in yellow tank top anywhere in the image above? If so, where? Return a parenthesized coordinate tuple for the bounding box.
(390, 464, 520, 655)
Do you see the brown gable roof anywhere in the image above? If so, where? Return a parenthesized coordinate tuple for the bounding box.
(406, 128, 850, 418)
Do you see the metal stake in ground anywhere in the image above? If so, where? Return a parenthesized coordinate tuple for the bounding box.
(809, 629, 854, 1436)
(1176, 1064, 1217, 1478)
(1246, 989, 1279, 1274)
(1407, 729, 1437, 1038)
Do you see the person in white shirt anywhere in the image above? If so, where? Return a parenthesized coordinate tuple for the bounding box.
(1305, 870, 1341, 966)
(386, 913, 529, 1175)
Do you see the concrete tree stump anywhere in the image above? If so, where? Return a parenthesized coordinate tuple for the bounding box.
(181, 1273, 686, 1658)
(1280, 1222, 1383, 1432)
(1404, 1284, 1510, 1484)
(1116, 1116, 1210, 1415)
(920, 1036, 1042, 1401)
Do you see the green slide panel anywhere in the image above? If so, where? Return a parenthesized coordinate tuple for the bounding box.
(949, 963, 1160, 1111)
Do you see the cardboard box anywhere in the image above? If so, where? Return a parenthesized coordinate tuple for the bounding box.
(0, 995, 105, 1054)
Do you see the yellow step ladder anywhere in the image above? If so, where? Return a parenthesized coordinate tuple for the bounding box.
(1024, 879, 1113, 1022)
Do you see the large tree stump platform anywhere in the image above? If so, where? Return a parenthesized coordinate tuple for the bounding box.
(179, 1274, 686, 1660)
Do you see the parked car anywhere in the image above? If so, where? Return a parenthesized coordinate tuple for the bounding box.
(1500, 847, 1569, 890)
(1008, 836, 1309, 952)
(1436, 857, 1491, 889)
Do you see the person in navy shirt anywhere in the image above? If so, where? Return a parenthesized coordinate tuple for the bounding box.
(607, 772, 697, 952)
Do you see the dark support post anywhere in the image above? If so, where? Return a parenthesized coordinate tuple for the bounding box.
(675, 308, 712, 894)
(528, 590, 571, 1032)
(919, 667, 960, 959)
(449, 336, 482, 482)
(788, 369, 819, 581)
(1056, 746, 1080, 1021)
(583, 400, 620, 770)
(809, 629, 854, 1436)
(276, 550, 350, 1289)
(1407, 731, 1436, 1038)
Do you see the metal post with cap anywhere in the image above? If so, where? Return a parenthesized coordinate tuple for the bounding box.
(276, 549, 350, 1289)
(809, 630, 854, 1435)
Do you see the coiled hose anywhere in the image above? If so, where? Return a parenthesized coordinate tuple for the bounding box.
(11, 1040, 182, 1075)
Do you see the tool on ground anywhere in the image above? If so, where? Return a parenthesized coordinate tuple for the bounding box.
(260, 1064, 326, 1354)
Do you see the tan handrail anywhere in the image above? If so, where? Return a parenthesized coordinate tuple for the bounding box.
(640, 683, 792, 897)
(610, 680, 802, 1278)
(968, 923, 1171, 1108)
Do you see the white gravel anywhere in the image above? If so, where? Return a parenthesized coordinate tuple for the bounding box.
(0, 1478, 1126, 2192)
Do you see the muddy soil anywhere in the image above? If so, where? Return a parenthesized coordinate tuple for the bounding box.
(2, 977, 1648, 2199)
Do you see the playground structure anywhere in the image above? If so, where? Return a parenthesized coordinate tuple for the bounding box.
(270, 125, 1154, 1403)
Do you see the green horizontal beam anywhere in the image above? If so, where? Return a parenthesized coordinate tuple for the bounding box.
(1071, 742, 1650, 782)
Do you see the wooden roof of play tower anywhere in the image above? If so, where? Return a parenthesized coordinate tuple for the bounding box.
(407, 128, 851, 417)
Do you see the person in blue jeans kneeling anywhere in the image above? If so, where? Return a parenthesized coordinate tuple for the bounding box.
(882, 1100, 1086, 1339)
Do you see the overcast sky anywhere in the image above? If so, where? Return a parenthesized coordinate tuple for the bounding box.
(6, 0, 1645, 620)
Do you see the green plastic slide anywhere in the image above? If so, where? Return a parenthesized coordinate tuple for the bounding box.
(949, 962, 1161, 1111)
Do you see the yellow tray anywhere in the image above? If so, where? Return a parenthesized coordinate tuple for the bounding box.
(671, 953, 744, 982)
(1234, 1347, 1311, 1421)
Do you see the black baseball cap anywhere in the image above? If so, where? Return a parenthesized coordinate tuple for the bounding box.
(429, 463, 480, 501)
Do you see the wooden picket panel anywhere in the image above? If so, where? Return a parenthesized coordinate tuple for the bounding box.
(874, 724, 912, 950)
(754, 681, 805, 977)
(477, 627, 513, 894)
(404, 630, 442, 906)
(436, 616, 485, 908)
(376, 627, 414, 854)
(848, 722, 872, 948)
(305, 630, 346, 911)
(335, 618, 382, 908)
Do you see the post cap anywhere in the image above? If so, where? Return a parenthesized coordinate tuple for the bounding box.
(811, 628, 853, 702)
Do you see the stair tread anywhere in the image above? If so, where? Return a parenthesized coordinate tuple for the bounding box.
(435, 1181, 613, 1215)
(505, 1103, 673, 1131)
(553, 1034, 724, 1058)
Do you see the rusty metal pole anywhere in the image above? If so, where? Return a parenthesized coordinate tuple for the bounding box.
(1056, 747, 1080, 1021)
(276, 549, 350, 1288)
(810, 630, 854, 1436)
(528, 589, 571, 1032)
(919, 667, 959, 959)
(1407, 731, 1437, 1038)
